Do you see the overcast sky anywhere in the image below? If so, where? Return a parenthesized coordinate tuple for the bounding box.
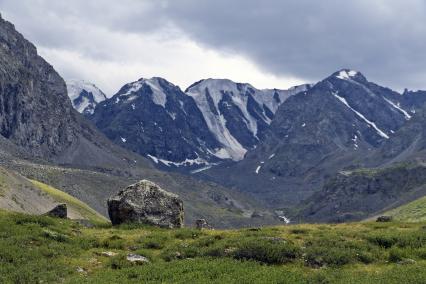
(1, 0, 426, 95)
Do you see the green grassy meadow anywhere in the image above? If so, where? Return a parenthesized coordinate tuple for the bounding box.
(1, 210, 426, 283)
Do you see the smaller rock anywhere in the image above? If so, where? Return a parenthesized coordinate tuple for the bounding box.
(45, 203, 67, 218)
(376, 216, 393, 222)
(127, 254, 149, 264)
(397, 258, 416, 265)
(195, 219, 212, 230)
(75, 219, 95, 228)
(262, 237, 285, 243)
(247, 227, 261, 231)
(99, 251, 117, 257)
(224, 247, 237, 255)
(76, 267, 86, 274)
(251, 211, 263, 218)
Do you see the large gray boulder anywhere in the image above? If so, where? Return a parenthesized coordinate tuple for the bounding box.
(107, 180, 184, 228)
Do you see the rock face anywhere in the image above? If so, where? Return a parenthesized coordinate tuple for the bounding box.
(0, 14, 150, 169)
(107, 180, 184, 228)
(45, 203, 67, 218)
(0, 15, 77, 158)
(195, 218, 211, 230)
(376, 216, 393, 222)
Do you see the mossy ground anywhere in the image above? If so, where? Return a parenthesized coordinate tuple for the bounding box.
(0, 210, 425, 283)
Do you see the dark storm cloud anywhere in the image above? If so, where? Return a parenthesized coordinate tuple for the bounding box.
(161, 0, 426, 90)
(1, 0, 426, 90)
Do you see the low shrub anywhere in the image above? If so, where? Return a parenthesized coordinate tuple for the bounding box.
(232, 239, 300, 264)
(388, 248, 408, 263)
(305, 247, 355, 267)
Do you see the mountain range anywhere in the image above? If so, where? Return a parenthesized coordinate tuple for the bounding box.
(1, 12, 426, 227)
(70, 67, 426, 223)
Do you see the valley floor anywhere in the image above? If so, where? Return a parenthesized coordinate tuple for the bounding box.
(1, 210, 426, 283)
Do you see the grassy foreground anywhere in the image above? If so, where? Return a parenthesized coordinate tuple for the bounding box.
(0, 210, 426, 283)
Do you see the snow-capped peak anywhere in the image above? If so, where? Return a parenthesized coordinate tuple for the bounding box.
(186, 78, 308, 161)
(66, 79, 107, 114)
(117, 77, 170, 107)
(336, 69, 359, 80)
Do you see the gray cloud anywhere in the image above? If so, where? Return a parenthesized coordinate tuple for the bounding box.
(1, 0, 426, 91)
(161, 0, 426, 90)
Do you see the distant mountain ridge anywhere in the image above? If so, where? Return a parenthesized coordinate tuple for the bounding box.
(89, 76, 309, 171)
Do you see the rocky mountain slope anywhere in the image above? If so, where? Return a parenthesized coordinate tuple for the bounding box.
(199, 70, 414, 206)
(298, 163, 426, 222)
(66, 79, 107, 115)
(90, 77, 223, 171)
(185, 79, 309, 161)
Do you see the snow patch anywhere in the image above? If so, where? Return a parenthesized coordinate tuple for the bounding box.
(383, 98, 411, 120)
(336, 70, 358, 80)
(120, 137, 127, 143)
(333, 92, 389, 139)
(255, 165, 261, 174)
(278, 215, 290, 224)
(147, 154, 212, 168)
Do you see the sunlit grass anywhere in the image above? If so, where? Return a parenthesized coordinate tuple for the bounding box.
(30, 179, 108, 224)
(0, 210, 425, 283)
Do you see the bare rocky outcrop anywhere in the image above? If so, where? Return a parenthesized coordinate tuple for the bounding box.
(107, 180, 184, 228)
(195, 218, 211, 230)
(45, 204, 67, 218)
(376, 216, 393, 222)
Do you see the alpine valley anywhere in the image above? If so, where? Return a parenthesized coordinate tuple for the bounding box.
(1, 10, 426, 230)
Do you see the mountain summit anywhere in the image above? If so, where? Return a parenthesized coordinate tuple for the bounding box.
(66, 79, 107, 115)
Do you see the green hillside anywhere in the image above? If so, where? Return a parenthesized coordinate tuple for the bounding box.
(382, 195, 426, 222)
(1, 210, 426, 283)
(30, 179, 109, 225)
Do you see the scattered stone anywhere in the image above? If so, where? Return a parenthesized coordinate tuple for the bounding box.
(76, 267, 86, 275)
(247, 227, 261, 231)
(251, 211, 263, 218)
(224, 247, 237, 255)
(127, 254, 149, 264)
(262, 237, 285, 243)
(107, 180, 184, 228)
(75, 219, 95, 228)
(45, 203, 67, 218)
(195, 218, 212, 230)
(397, 258, 416, 265)
(99, 251, 117, 257)
(376, 216, 393, 222)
